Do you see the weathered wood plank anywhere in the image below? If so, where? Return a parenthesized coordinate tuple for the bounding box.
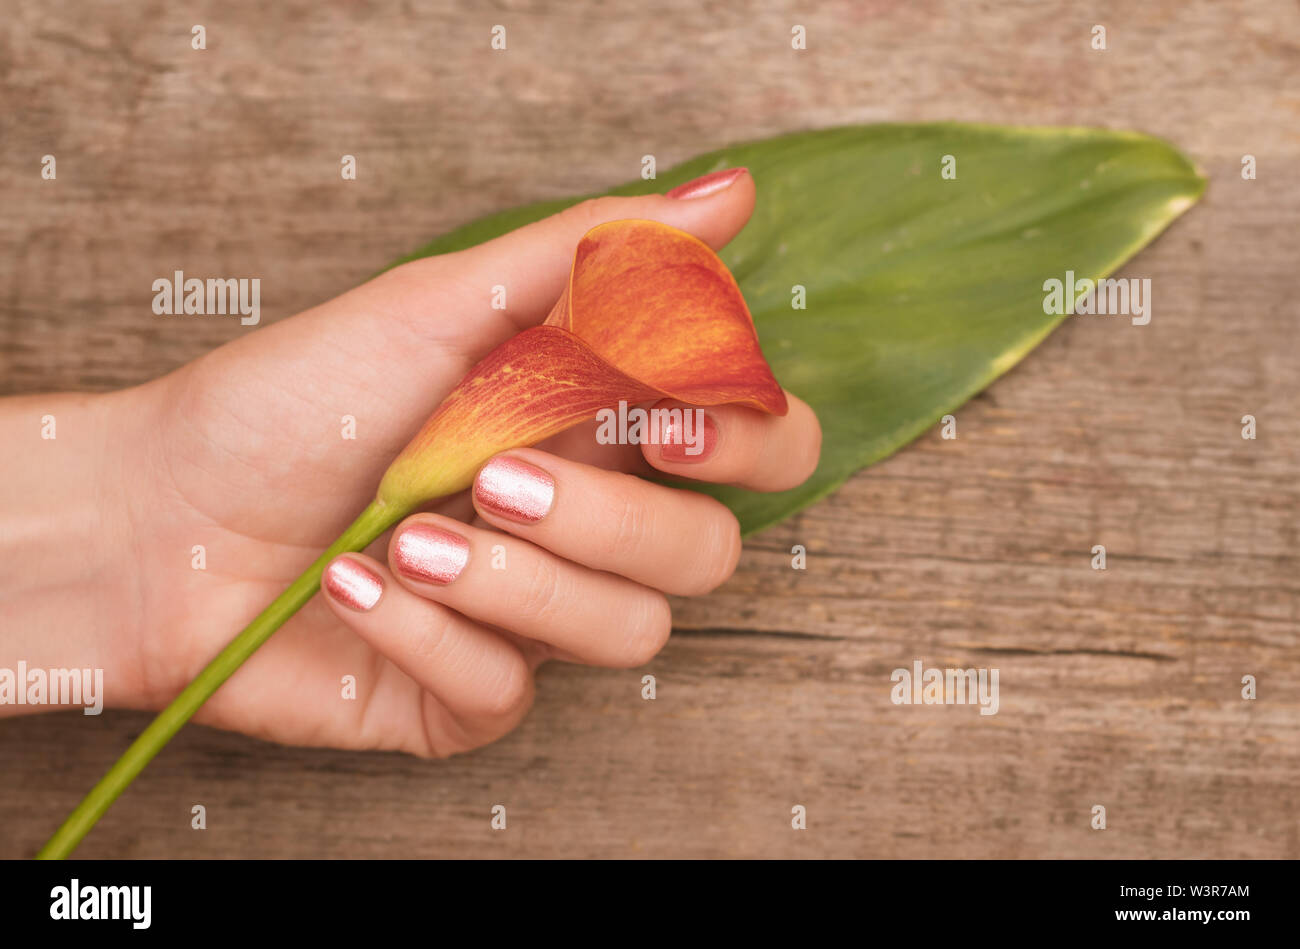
(1, 0, 1296, 858)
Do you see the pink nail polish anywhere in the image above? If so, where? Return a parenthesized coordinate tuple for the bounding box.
(660, 410, 718, 464)
(474, 456, 555, 524)
(392, 523, 470, 585)
(665, 167, 748, 200)
(323, 557, 384, 612)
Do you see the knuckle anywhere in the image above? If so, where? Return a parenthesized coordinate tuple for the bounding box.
(411, 606, 454, 664)
(685, 504, 742, 594)
(478, 659, 534, 719)
(616, 592, 673, 667)
(384, 256, 436, 286)
(410, 694, 453, 759)
(568, 195, 623, 229)
(599, 489, 653, 562)
(513, 553, 567, 624)
(766, 402, 822, 491)
(381, 257, 453, 313)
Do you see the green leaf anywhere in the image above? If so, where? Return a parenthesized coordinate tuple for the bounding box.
(392, 123, 1205, 535)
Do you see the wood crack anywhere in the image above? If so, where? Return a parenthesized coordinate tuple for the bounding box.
(961, 645, 1177, 662)
(672, 626, 847, 642)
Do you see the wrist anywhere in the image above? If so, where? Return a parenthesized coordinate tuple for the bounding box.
(0, 388, 146, 716)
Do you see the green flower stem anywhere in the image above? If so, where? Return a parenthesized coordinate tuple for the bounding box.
(36, 498, 403, 860)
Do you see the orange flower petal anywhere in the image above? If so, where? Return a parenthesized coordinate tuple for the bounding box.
(378, 219, 788, 509)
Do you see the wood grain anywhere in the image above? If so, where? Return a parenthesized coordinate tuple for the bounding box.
(1, 0, 1296, 858)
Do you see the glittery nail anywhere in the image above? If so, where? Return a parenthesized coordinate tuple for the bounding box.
(323, 557, 384, 612)
(474, 456, 556, 524)
(660, 410, 718, 463)
(392, 523, 470, 585)
(666, 167, 748, 200)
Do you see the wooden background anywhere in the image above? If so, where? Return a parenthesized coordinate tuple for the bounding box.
(2, 1, 1297, 858)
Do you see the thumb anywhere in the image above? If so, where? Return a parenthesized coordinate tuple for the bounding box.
(377, 166, 756, 341)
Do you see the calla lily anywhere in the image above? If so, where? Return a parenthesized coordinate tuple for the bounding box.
(39, 218, 788, 858)
(379, 219, 787, 508)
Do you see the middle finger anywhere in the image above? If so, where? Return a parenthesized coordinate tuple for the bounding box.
(469, 448, 744, 596)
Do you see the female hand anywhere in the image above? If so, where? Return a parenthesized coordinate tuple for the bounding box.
(0, 168, 821, 757)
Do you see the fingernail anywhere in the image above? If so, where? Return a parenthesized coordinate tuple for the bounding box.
(665, 167, 748, 200)
(659, 409, 718, 463)
(323, 556, 384, 612)
(392, 523, 470, 585)
(474, 455, 556, 524)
